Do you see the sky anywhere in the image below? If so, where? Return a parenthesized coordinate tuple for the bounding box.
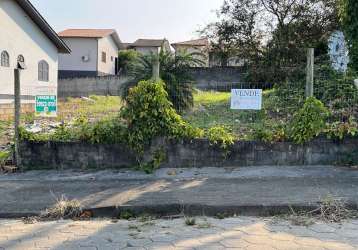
(30, 0, 223, 43)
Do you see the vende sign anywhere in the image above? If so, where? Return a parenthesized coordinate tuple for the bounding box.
(231, 89, 262, 110)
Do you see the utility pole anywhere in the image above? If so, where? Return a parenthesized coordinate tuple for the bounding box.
(14, 68, 21, 168)
(305, 48, 314, 98)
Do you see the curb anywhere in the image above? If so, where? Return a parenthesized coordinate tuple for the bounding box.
(1, 203, 357, 219)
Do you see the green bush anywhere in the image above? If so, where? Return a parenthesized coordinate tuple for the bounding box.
(289, 97, 330, 144)
(121, 79, 202, 154)
(326, 117, 358, 140)
(206, 126, 234, 150)
(251, 122, 287, 142)
(117, 50, 140, 74)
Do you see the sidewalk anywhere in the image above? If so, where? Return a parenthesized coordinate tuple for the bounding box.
(0, 165, 358, 217)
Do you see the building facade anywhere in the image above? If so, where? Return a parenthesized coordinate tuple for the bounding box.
(58, 29, 122, 78)
(0, 0, 70, 119)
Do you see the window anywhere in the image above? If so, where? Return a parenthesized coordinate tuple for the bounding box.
(38, 60, 49, 82)
(111, 56, 114, 62)
(102, 52, 106, 63)
(17, 55, 25, 63)
(1, 51, 10, 67)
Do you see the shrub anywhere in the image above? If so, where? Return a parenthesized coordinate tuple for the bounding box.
(117, 50, 140, 74)
(326, 117, 358, 140)
(206, 126, 234, 150)
(251, 122, 287, 142)
(123, 50, 205, 112)
(121, 79, 202, 154)
(289, 97, 330, 144)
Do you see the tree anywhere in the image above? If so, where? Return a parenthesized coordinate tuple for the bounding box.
(122, 50, 205, 111)
(202, 0, 340, 82)
(339, 0, 358, 71)
(117, 50, 140, 74)
(201, 0, 262, 66)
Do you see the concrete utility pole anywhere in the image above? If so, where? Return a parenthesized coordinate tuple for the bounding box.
(14, 69, 21, 168)
(152, 55, 160, 81)
(306, 48, 314, 98)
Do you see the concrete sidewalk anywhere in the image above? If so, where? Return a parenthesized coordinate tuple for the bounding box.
(0, 165, 358, 217)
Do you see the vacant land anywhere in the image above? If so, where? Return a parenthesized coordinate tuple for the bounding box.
(184, 90, 288, 139)
(57, 95, 124, 121)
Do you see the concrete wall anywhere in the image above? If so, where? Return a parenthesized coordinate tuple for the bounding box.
(58, 38, 98, 72)
(58, 75, 132, 98)
(97, 35, 119, 75)
(19, 138, 358, 170)
(187, 67, 245, 90)
(57, 67, 245, 98)
(0, 0, 58, 104)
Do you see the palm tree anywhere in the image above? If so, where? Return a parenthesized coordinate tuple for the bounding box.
(122, 49, 206, 112)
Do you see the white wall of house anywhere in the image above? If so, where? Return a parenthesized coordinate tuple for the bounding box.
(58, 38, 98, 72)
(0, 0, 58, 104)
(134, 47, 161, 56)
(97, 35, 119, 75)
(174, 45, 209, 67)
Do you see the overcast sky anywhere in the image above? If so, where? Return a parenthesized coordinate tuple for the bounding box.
(30, 0, 223, 43)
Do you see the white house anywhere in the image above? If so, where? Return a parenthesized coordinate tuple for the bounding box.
(0, 0, 70, 118)
(58, 29, 122, 78)
(124, 39, 171, 56)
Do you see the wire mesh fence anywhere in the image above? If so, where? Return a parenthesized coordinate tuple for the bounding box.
(2, 48, 357, 143)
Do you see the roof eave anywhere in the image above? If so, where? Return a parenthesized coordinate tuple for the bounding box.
(15, 0, 71, 54)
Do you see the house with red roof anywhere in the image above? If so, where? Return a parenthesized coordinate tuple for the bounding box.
(58, 29, 122, 78)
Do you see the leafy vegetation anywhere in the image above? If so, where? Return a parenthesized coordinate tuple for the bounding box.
(339, 0, 358, 71)
(206, 126, 234, 150)
(117, 50, 140, 74)
(121, 79, 203, 154)
(289, 97, 330, 144)
(122, 50, 205, 111)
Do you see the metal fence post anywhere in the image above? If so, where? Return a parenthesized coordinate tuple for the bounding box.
(306, 48, 314, 98)
(14, 68, 21, 168)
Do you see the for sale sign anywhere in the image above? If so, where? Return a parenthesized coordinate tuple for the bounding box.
(231, 89, 262, 110)
(35, 95, 57, 117)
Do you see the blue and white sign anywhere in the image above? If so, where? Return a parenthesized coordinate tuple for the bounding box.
(231, 89, 262, 110)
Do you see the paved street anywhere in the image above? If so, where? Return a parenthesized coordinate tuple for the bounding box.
(1, 166, 358, 216)
(0, 217, 358, 250)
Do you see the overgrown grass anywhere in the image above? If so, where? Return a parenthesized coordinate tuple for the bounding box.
(57, 95, 124, 122)
(184, 90, 280, 139)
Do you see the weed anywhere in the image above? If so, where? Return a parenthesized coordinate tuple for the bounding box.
(41, 195, 82, 220)
(119, 210, 135, 220)
(215, 213, 229, 220)
(197, 221, 212, 229)
(185, 217, 196, 226)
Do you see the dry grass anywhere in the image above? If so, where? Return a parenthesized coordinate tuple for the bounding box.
(41, 195, 83, 220)
(285, 196, 358, 226)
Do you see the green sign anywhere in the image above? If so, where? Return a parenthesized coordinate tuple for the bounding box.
(35, 95, 57, 116)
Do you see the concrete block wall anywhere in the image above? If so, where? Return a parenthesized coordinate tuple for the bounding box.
(19, 137, 358, 170)
(57, 67, 247, 98)
(58, 75, 133, 98)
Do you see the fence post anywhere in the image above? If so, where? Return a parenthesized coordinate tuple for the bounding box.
(14, 69, 21, 168)
(152, 56, 160, 81)
(305, 48, 314, 98)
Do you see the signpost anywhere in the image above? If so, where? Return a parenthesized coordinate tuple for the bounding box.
(231, 89, 262, 110)
(35, 95, 57, 117)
